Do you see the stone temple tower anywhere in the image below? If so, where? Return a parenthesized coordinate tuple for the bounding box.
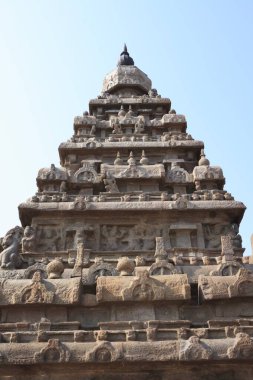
(0, 46, 252, 380)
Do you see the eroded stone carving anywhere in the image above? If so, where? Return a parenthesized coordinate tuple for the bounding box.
(203, 224, 231, 249)
(74, 161, 100, 183)
(23, 263, 48, 279)
(0, 46, 248, 376)
(193, 165, 224, 181)
(13, 271, 54, 304)
(46, 258, 64, 279)
(227, 333, 253, 359)
(117, 256, 135, 276)
(72, 242, 90, 277)
(85, 341, 122, 362)
(199, 268, 253, 301)
(166, 163, 191, 183)
(22, 226, 36, 253)
(73, 196, 88, 210)
(0, 226, 23, 269)
(221, 235, 234, 262)
(180, 336, 212, 360)
(149, 260, 179, 275)
(34, 339, 70, 363)
(123, 271, 159, 301)
(228, 269, 253, 298)
(82, 259, 117, 285)
(96, 271, 190, 302)
(104, 177, 120, 193)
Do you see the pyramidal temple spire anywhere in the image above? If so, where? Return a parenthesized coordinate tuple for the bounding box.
(118, 43, 134, 66)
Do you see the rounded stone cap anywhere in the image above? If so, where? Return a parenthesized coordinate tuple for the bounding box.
(47, 258, 64, 279)
(102, 65, 152, 94)
(198, 149, 210, 166)
(118, 44, 134, 66)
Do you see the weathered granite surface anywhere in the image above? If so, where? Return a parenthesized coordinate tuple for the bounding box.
(0, 46, 250, 379)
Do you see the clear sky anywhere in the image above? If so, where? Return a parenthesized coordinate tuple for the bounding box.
(0, 0, 252, 254)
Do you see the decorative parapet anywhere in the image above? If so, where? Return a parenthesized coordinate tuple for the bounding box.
(0, 271, 81, 305)
(199, 268, 253, 301)
(1, 332, 253, 364)
(162, 113, 186, 126)
(101, 163, 165, 179)
(193, 165, 224, 181)
(96, 271, 190, 303)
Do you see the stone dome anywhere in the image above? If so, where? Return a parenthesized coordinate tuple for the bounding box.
(102, 46, 152, 95)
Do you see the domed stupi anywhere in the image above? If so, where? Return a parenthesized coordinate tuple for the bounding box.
(0, 47, 250, 380)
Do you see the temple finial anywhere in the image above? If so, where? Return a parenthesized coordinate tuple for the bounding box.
(118, 44, 134, 66)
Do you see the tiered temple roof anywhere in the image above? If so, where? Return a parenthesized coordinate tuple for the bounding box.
(0, 46, 252, 380)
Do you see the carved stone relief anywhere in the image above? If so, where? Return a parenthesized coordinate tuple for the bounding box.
(73, 161, 100, 183)
(82, 260, 117, 285)
(227, 333, 253, 359)
(166, 164, 191, 183)
(23, 263, 48, 279)
(13, 271, 54, 304)
(96, 271, 190, 302)
(149, 260, 179, 275)
(22, 226, 36, 253)
(179, 336, 212, 360)
(193, 165, 224, 181)
(36, 225, 61, 252)
(34, 339, 70, 363)
(85, 341, 122, 362)
(0, 226, 23, 269)
(100, 224, 164, 251)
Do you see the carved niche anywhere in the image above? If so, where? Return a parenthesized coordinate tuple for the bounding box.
(23, 263, 48, 279)
(166, 163, 191, 183)
(203, 224, 231, 249)
(85, 341, 122, 362)
(122, 271, 163, 301)
(36, 225, 61, 252)
(82, 259, 117, 286)
(73, 161, 100, 183)
(168, 224, 198, 249)
(179, 336, 212, 360)
(13, 271, 54, 304)
(149, 260, 179, 276)
(34, 339, 70, 363)
(211, 261, 243, 277)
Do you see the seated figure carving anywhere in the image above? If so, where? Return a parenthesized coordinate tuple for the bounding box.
(22, 226, 36, 253)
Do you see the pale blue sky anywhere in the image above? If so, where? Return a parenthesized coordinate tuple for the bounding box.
(0, 0, 252, 254)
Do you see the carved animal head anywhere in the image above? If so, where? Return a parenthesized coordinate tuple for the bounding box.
(2, 226, 23, 248)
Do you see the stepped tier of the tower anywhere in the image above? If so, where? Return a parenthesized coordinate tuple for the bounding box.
(0, 48, 251, 378)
